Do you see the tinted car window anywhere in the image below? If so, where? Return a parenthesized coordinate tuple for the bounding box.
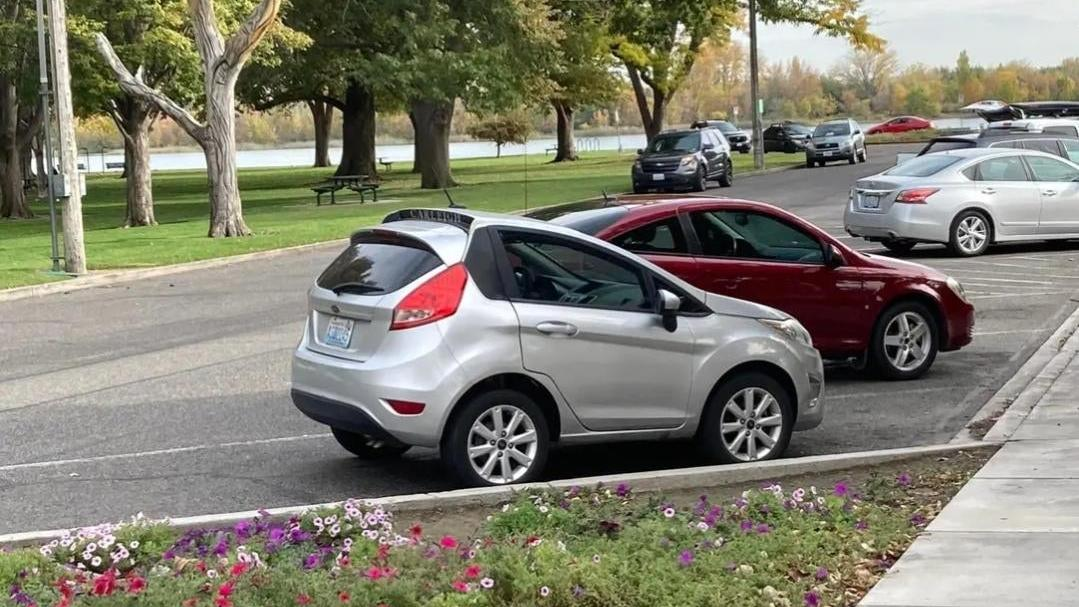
(884, 154, 962, 177)
(1025, 156, 1079, 182)
(547, 206, 629, 236)
(612, 217, 689, 254)
(712, 121, 738, 134)
(968, 156, 1029, 182)
(647, 132, 700, 154)
(1043, 125, 1079, 136)
(318, 235, 441, 295)
(814, 122, 850, 137)
(1022, 139, 1064, 156)
(1062, 140, 1079, 163)
(500, 231, 650, 311)
(692, 211, 823, 264)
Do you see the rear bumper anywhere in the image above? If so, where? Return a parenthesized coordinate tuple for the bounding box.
(292, 389, 404, 446)
(844, 203, 951, 244)
(730, 141, 752, 153)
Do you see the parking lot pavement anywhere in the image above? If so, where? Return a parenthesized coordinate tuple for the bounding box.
(1, 144, 1077, 533)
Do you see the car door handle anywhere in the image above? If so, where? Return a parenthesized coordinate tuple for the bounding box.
(981, 188, 997, 195)
(1043, 189, 1058, 197)
(535, 321, 578, 337)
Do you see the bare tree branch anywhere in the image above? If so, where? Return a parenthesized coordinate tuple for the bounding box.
(223, 0, 282, 71)
(187, 0, 224, 63)
(105, 101, 136, 147)
(95, 33, 207, 141)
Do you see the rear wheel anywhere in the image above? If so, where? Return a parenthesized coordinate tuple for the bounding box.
(718, 161, 733, 187)
(949, 210, 991, 257)
(331, 428, 410, 459)
(881, 239, 916, 255)
(869, 302, 939, 380)
(696, 372, 793, 464)
(848, 153, 857, 165)
(442, 389, 550, 487)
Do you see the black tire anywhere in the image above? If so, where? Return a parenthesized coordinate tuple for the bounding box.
(948, 210, 991, 257)
(817, 160, 826, 168)
(632, 184, 644, 194)
(718, 161, 733, 187)
(442, 389, 550, 487)
(331, 428, 411, 459)
(691, 166, 707, 192)
(696, 372, 794, 464)
(805, 158, 815, 168)
(858, 145, 868, 163)
(869, 301, 939, 380)
(881, 239, 916, 255)
(848, 153, 857, 165)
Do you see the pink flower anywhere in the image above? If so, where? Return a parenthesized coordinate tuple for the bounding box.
(452, 580, 470, 593)
(897, 472, 912, 487)
(218, 581, 235, 598)
(230, 563, 247, 577)
(833, 482, 849, 497)
(127, 576, 146, 595)
(526, 535, 542, 547)
(338, 591, 350, 603)
(815, 566, 829, 581)
(678, 550, 694, 567)
(465, 564, 482, 579)
(440, 535, 458, 550)
(296, 594, 312, 605)
(366, 566, 384, 580)
(410, 524, 423, 539)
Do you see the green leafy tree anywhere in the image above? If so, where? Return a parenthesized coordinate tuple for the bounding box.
(0, 0, 42, 219)
(904, 85, 938, 116)
(70, 0, 200, 226)
(465, 113, 533, 157)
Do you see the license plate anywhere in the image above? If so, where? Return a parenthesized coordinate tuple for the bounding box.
(823, 151, 835, 157)
(860, 194, 880, 209)
(324, 316, 354, 348)
(652, 173, 665, 181)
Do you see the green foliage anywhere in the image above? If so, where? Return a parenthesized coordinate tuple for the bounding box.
(545, 0, 618, 109)
(466, 114, 533, 151)
(903, 85, 938, 117)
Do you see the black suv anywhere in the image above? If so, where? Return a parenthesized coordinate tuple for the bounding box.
(763, 122, 813, 153)
(906, 130, 1079, 163)
(632, 128, 733, 193)
(692, 120, 751, 153)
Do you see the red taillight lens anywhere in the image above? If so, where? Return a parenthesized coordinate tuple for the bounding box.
(895, 188, 939, 204)
(387, 399, 426, 415)
(390, 263, 468, 330)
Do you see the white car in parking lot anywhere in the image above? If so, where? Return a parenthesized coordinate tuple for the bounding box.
(845, 148, 1079, 256)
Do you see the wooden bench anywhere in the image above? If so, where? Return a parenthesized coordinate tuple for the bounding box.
(378, 157, 393, 172)
(312, 181, 345, 206)
(347, 182, 379, 203)
(545, 146, 558, 155)
(106, 162, 125, 170)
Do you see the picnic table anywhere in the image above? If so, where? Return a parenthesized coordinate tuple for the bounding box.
(311, 174, 380, 206)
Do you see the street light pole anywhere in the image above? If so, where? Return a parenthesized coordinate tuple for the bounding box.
(33, 0, 60, 273)
(748, 0, 765, 171)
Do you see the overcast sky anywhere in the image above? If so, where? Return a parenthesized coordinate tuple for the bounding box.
(744, 0, 1079, 70)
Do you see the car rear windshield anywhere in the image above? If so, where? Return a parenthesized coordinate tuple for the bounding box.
(548, 206, 630, 236)
(921, 140, 975, 154)
(317, 233, 441, 295)
(814, 122, 850, 137)
(883, 154, 962, 177)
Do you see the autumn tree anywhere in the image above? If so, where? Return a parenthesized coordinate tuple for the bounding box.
(465, 113, 532, 158)
(835, 47, 898, 110)
(0, 0, 42, 219)
(96, 0, 283, 237)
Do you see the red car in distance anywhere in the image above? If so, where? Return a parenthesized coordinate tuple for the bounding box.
(531, 196, 974, 380)
(866, 116, 933, 135)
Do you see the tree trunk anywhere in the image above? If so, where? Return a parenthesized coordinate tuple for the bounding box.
(626, 66, 666, 143)
(552, 100, 577, 162)
(122, 103, 156, 227)
(408, 111, 421, 174)
(411, 99, 457, 189)
(0, 79, 30, 219)
(335, 82, 376, 177)
(204, 79, 250, 237)
(308, 99, 332, 168)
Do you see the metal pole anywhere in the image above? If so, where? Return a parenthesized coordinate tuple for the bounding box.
(748, 0, 765, 171)
(47, 0, 86, 274)
(34, 0, 60, 273)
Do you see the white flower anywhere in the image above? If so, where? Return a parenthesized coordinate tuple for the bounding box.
(502, 504, 511, 512)
(538, 505, 549, 514)
(207, 569, 218, 579)
(792, 488, 806, 502)
(663, 507, 676, 518)
(363, 530, 379, 540)
(312, 516, 323, 526)
(39, 546, 52, 557)
(325, 515, 337, 525)
(49, 540, 59, 548)
(810, 486, 818, 496)
(86, 543, 98, 552)
(129, 540, 139, 549)
(592, 554, 601, 564)
(557, 540, 567, 551)
(480, 577, 495, 589)
(539, 586, 551, 597)
(343, 538, 353, 549)
(90, 556, 102, 567)
(697, 522, 710, 531)
(330, 524, 341, 537)
(60, 538, 72, 548)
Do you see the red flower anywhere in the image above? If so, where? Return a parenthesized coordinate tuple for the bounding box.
(452, 580, 470, 593)
(439, 535, 458, 550)
(409, 524, 423, 539)
(377, 544, 391, 562)
(91, 569, 117, 597)
(366, 566, 383, 581)
(338, 591, 350, 603)
(127, 575, 147, 595)
(464, 564, 482, 579)
(296, 594, 313, 605)
(230, 563, 247, 577)
(218, 581, 235, 598)
(196, 561, 208, 573)
(214, 596, 232, 607)
(525, 535, 542, 547)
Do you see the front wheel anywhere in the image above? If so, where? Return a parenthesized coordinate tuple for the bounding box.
(805, 158, 815, 168)
(696, 373, 794, 464)
(691, 167, 707, 192)
(949, 210, 991, 257)
(331, 428, 411, 459)
(858, 145, 868, 163)
(442, 389, 550, 487)
(869, 302, 939, 380)
(718, 161, 733, 187)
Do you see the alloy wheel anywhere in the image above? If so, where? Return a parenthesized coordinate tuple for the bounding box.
(956, 215, 988, 254)
(882, 311, 932, 372)
(466, 405, 539, 484)
(719, 387, 784, 462)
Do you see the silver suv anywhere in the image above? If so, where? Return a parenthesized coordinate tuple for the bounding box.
(291, 209, 825, 486)
(806, 118, 867, 167)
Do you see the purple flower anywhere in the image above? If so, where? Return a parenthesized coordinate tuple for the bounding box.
(268, 527, 285, 542)
(572, 585, 586, 598)
(897, 472, 912, 487)
(910, 513, 928, 527)
(833, 482, 849, 497)
(162, 549, 176, 561)
(756, 523, 771, 535)
(740, 520, 754, 533)
(815, 566, 829, 581)
(212, 537, 229, 557)
(9, 586, 33, 607)
(234, 520, 254, 539)
(758, 504, 771, 515)
(678, 550, 694, 567)
(289, 529, 311, 543)
(616, 483, 630, 498)
(804, 590, 821, 607)
(855, 520, 869, 531)
(303, 553, 321, 570)
(567, 486, 581, 498)
(559, 499, 571, 510)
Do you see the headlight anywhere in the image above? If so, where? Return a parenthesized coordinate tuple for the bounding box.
(759, 318, 813, 347)
(679, 156, 698, 170)
(946, 277, 968, 302)
(632, 159, 642, 171)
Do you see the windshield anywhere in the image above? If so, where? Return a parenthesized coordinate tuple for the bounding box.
(884, 154, 962, 177)
(814, 122, 850, 137)
(713, 121, 738, 133)
(647, 132, 700, 153)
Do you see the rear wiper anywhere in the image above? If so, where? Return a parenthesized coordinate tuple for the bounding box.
(332, 283, 385, 295)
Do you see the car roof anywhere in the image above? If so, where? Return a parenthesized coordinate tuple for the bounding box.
(539, 195, 809, 234)
(930, 147, 1066, 160)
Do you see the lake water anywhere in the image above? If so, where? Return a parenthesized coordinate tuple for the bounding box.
(78, 117, 986, 173)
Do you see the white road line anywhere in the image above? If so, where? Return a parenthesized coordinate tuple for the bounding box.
(971, 329, 1043, 336)
(945, 276, 1056, 285)
(936, 268, 1079, 281)
(828, 386, 955, 400)
(0, 433, 333, 472)
(969, 291, 1075, 300)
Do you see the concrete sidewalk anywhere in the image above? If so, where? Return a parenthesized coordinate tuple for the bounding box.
(861, 329, 1079, 606)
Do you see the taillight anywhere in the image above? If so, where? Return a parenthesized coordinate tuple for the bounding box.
(390, 263, 468, 330)
(386, 399, 426, 415)
(895, 188, 939, 204)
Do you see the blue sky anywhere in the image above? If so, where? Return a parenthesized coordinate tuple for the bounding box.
(745, 0, 1079, 70)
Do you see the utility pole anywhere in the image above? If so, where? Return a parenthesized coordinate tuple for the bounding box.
(748, 0, 765, 171)
(34, 0, 60, 273)
(46, 0, 86, 274)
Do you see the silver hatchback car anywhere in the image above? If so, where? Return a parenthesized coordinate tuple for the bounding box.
(291, 209, 824, 486)
(846, 148, 1079, 256)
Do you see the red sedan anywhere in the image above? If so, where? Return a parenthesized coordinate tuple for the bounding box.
(866, 116, 933, 135)
(533, 196, 974, 380)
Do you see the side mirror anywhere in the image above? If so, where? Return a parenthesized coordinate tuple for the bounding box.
(824, 244, 845, 268)
(657, 289, 681, 332)
(636, 148, 644, 155)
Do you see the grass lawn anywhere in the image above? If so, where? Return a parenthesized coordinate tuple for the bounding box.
(0, 151, 802, 290)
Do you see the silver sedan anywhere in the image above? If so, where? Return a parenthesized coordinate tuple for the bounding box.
(844, 148, 1079, 256)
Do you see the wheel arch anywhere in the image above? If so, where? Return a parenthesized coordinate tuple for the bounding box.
(700, 360, 799, 435)
(442, 373, 563, 444)
(877, 290, 948, 347)
(951, 205, 997, 244)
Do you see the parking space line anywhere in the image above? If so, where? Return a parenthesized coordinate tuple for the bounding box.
(934, 268, 1079, 281)
(828, 386, 955, 400)
(969, 291, 1075, 300)
(0, 433, 334, 472)
(946, 276, 1056, 285)
(972, 329, 1043, 337)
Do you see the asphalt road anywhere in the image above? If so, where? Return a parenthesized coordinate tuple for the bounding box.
(2, 144, 1077, 534)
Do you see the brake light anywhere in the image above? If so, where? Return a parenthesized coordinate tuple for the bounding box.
(390, 263, 468, 330)
(387, 399, 426, 415)
(895, 188, 939, 204)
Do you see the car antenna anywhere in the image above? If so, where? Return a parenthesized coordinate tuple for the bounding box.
(444, 188, 466, 209)
(601, 189, 613, 206)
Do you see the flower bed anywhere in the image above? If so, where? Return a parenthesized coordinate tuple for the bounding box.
(2, 450, 989, 607)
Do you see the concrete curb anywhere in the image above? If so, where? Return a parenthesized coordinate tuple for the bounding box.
(952, 303, 1079, 444)
(0, 441, 991, 549)
(1, 165, 799, 305)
